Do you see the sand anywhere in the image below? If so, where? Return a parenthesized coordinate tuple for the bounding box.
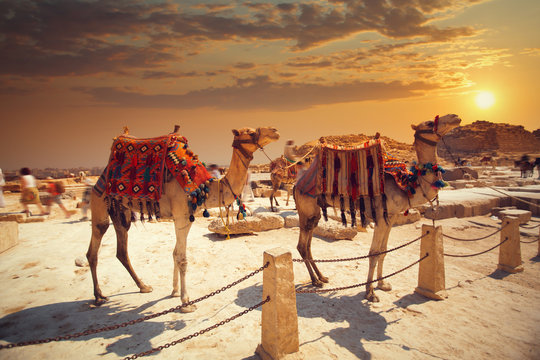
(0, 175, 539, 360)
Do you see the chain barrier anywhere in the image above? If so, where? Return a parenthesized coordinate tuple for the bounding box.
(486, 186, 540, 210)
(444, 236, 510, 258)
(520, 238, 539, 244)
(124, 296, 270, 360)
(296, 254, 429, 294)
(0, 262, 269, 351)
(293, 232, 428, 264)
(443, 223, 508, 242)
(520, 223, 540, 229)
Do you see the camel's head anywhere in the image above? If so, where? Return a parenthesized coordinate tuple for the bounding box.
(411, 114, 461, 146)
(231, 127, 280, 158)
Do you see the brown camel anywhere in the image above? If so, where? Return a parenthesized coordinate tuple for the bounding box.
(294, 114, 461, 302)
(86, 127, 279, 309)
(269, 156, 297, 212)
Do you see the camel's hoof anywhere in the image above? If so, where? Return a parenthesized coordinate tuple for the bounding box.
(171, 290, 180, 298)
(139, 285, 153, 293)
(319, 276, 329, 283)
(180, 304, 197, 313)
(94, 296, 109, 306)
(312, 280, 324, 288)
(365, 292, 380, 303)
(377, 281, 392, 292)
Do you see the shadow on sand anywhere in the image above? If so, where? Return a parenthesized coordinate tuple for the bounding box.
(0, 294, 185, 358)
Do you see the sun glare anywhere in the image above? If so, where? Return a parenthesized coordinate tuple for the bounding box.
(475, 91, 495, 109)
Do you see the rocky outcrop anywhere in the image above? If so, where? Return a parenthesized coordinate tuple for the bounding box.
(439, 121, 540, 158)
(208, 212, 284, 235)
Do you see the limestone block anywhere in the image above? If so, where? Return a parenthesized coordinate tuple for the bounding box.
(393, 209, 421, 225)
(263, 189, 282, 198)
(443, 167, 478, 181)
(491, 206, 517, 218)
(415, 224, 447, 300)
(208, 213, 284, 236)
(257, 248, 299, 360)
(0, 214, 25, 223)
(283, 214, 357, 240)
(0, 222, 18, 253)
(448, 180, 467, 189)
(497, 209, 532, 224)
(284, 215, 299, 228)
(498, 217, 524, 273)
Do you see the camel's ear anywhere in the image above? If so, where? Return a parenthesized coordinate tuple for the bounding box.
(411, 124, 417, 131)
(232, 129, 240, 136)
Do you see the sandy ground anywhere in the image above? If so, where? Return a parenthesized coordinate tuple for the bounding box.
(0, 176, 539, 360)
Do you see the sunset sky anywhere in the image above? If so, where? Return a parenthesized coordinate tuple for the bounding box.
(1, 0, 539, 171)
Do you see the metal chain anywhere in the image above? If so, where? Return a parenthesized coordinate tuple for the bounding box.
(520, 238, 539, 244)
(293, 232, 427, 263)
(124, 296, 270, 360)
(443, 223, 508, 242)
(444, 236, 510, 258)
(520, 223, 540, 229)
(296, 254, 429, 294)
(0, 262, 269, 351)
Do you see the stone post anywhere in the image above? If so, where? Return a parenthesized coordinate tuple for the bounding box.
(415, 224, 448, 300)
(256, 247, 299, 360)
(497, 216, 524, 273)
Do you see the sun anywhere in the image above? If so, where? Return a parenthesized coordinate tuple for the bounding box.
(475, 91, 495, 109)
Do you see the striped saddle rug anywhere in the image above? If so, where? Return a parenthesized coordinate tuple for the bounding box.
(94, 133, 213, 222)
(296, 139, 413, 227)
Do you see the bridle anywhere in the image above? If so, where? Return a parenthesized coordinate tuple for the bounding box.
(414, 115, 440, 146)
(231, 128, 262, 163)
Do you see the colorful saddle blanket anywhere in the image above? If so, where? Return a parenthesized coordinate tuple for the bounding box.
(296, 139, 414, 198)
(94, 133, 213, 218)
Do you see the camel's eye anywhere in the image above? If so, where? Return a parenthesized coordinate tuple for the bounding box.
(426, 121, 434, 128)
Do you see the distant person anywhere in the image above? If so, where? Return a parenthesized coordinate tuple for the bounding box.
(0, 168, 5, 208)
(80, 178, 93, 221)
(46, 180, 71, 218)
(208, 164, 221, 179)
(19, 167, 46, 216)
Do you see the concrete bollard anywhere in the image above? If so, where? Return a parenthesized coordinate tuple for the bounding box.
(415, 224, 448, 300)
(497, 216, 524, 273)
(256, 247, 299, 360)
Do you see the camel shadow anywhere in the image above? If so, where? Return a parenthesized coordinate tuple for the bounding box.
(235, 284, 390, 359)
(0, 295, 185, 358)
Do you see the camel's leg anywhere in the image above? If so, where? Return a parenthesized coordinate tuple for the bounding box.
(376, 216, 395, 291)
(306, 228, 328, 284)
(365, 221, 389, 302)
(171, 219, 195, 312)
(112, 217, 153, 294)
(296, 191, 324, 286)
(285, 185, 291, 206)
(86, 193, 111, 306)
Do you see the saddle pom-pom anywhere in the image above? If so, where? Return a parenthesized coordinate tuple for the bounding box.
(203, 209, 210, 218)
(189, 214, 195, 222)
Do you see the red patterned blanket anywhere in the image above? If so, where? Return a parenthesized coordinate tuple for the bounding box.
(95, 133, 213, 221)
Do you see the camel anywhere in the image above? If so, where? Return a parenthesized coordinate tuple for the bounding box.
(269, 156, 298, 212)
(514, 157, 534, 178)
(86, 126, 280, 309)
(294, 114, 461, 302)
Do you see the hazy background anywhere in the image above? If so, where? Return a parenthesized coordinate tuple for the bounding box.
(1, 0, 539, 170)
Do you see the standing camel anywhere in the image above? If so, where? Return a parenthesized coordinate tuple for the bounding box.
(269, 156, 297, 212)
(294, 114, 461, 302)
(87, 126, 279, 309)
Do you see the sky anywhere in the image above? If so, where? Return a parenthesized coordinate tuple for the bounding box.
(1, 0, 539, 171)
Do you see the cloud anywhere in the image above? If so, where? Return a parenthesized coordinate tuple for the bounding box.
(0, 0, 485, 78)
(74, 76, 438, 111)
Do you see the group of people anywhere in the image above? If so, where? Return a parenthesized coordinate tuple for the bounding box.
(0, 167, 92, 220)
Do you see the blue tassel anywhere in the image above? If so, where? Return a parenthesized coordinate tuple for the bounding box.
(189, 214, 195, 222)
(203, 209, 210, 218)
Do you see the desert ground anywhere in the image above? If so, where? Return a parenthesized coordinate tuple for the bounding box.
(0, 167, 539, 360)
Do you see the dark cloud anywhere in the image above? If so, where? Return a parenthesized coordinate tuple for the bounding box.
(73, 76, 438, 111)
(0, 0, 483, 78)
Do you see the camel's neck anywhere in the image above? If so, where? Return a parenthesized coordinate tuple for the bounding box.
(408, 140, 440, 208)
(205, 147, 251, 208)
